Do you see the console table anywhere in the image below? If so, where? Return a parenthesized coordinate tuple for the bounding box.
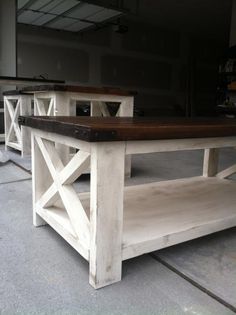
(19, 116, 236, 289)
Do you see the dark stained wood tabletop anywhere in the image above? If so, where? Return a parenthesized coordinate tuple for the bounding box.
(3, 89, 33, 96)
(21, 84, 136, 96)
(19, 116, 236, 142)
(0, 76, 64, 85)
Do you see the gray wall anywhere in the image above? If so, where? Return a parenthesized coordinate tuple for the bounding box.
(0, 0, 17, 136)
(230, 0, 236, 46)
(17, 18, 226, 117)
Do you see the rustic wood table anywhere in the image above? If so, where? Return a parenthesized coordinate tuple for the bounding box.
(0, 76, 64, 143)
(19, 116, 236, 289)
(22, 85, 135, 175)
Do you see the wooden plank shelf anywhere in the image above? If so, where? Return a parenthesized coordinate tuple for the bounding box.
(36, 176, 236, 262)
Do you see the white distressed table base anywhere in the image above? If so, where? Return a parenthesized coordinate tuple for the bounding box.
(31, 130, 236, 288)
(4, 95, 33, 156)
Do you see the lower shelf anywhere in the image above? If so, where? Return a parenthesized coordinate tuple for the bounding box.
(6, 141, 21, 151)
(37, 176, 236, 262)
(121, 176, 236, 259)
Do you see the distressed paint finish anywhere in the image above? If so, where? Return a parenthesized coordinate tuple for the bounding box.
(4, 94, 33, 156)
(90, 142, 125, 288)
(26, 118, 236, 289)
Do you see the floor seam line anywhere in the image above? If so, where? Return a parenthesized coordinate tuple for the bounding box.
(10, 160, 32, 174)
(0, 177, 32, 186)
(149, 253, 236, 313)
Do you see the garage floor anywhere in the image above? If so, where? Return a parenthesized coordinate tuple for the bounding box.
(1, 145, 236, 315)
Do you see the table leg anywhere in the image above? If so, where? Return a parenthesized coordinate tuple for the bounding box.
(31, 133, 47, 227)
(4, 97, 11, 151)
(119, 98, 134, 178)
(54, 94, 72, 165)
(89, 142, 125, 289)
(21, 95, 32, 156)
(203, 148, 219, 177)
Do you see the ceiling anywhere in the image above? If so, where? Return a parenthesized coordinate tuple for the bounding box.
(17, 0, 233, 41)
(17, 0, 124, 32)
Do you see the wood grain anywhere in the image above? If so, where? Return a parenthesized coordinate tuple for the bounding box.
(0, 75, 64, 85)
(22, 84, 136, 96)
(20, 116, 236, 142)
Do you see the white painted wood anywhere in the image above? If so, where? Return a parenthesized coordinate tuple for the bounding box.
(34, 135, 90, 246)
(70, 99, 77, 116)
(37, 183, 58, 209)
(89, 142, 125, 289)
(126, 137, 236, 154)
(122, 176, 236, 259)
(4, 98, 11, 149)
(34, 98, 47, 115)
(35, 92, 82, 164)
(36, 206, 89, 260)
(20, 95, 32, 156)
(118, 97, 134, 117)
(98, 101, 111, 117)
(54, 93, 71, 116)
(59, 150, 90, 184)
(118, 97, 134, 177)
(54, 93, 71, 164)
(217, 164, 236, 179)
(78, 176, 236, 261)
(4, 95, 33, 156)
(29, 127, 236, 289)
(33, 129, 91, 153)
(6, 141, 21, 150)
(47, 98, 54, 116)
(5, 99, 21, 145)
(68, 92, 128, 103)
(91, 101, 102, 117)
(31, 132, 48, 227)
(203, 148, 219, 177)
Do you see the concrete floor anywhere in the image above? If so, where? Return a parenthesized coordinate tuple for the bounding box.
(0, 146, 236, 314)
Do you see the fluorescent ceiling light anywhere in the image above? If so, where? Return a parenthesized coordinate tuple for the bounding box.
(42, 0, 79, 15)
(66, 3, 102, 19)
(88, 8, 121, 22)
(31, 13, 55, 26)
(18, 10, 43, 23)
(18, 0, 31, 9)
(64, 20, 93, 32)
(17, 0, 123, 33)
(29, 0, 52, 10)
(47, 17, 78, 29)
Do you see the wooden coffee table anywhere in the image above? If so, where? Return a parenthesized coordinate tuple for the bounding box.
(20, 116, 236, 289)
